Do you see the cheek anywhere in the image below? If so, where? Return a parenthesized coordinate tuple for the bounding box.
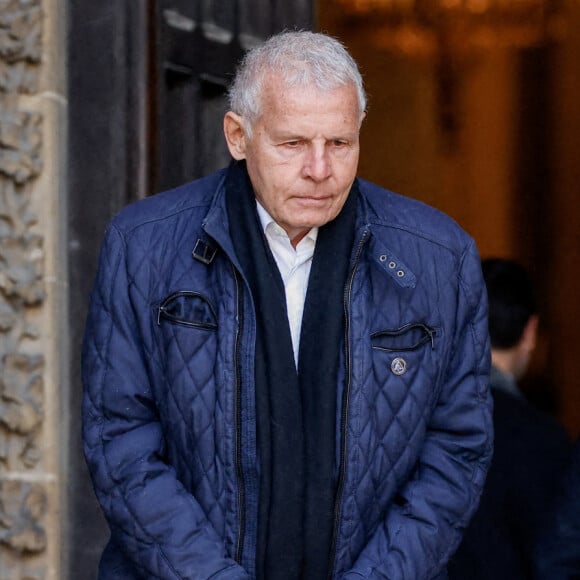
(329, 152, 358, 178)
(343, 152, 360, 175)
(262, 166, 300, 195)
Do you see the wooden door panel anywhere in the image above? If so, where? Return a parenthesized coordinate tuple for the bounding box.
(154, 0, 313, 192)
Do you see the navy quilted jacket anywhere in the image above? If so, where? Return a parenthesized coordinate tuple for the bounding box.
(82, 168, 493, 580)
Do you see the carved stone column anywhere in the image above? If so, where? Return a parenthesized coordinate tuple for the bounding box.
(0, 0, 67, 578)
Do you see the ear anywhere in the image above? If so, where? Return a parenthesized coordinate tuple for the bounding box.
(224, 112, 248, 160)
(359, 110, 367, 127)
(521, 314, 539, 353)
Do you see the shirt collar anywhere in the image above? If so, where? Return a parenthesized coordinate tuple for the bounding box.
(489, 365, 525, 400)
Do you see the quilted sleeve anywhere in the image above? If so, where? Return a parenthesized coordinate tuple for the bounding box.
(82, 224, 248, 580)
(343, 239, 493, 580)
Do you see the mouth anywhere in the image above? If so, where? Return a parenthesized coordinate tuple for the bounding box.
(295, 195, 332, 206)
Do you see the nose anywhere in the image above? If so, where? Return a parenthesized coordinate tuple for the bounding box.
(303, 143, 331, 182)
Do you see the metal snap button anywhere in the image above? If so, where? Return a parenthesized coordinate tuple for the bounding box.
(396, 270, 405, 277)
(391, 357, 407, 376)
(388, 261, 396, 269)
(379, 254, 387, 262)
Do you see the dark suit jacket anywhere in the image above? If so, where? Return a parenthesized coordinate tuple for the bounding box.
(536, 438, 580, 579)
(448, 367, 572, 580)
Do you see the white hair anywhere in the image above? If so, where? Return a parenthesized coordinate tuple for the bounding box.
(228, 30, 367, 134)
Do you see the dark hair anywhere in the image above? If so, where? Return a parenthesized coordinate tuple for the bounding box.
(482, 258, 537, 349)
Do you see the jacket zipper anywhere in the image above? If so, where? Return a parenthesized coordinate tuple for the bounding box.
(327, 229, 370, 579)
(232, 266, 246, 564)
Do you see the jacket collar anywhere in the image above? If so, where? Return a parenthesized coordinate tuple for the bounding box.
(198, 169, 415, 287)
(198, 167, 243, 269)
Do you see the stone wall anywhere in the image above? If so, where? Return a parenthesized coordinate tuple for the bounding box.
(0, 1, 66, 578)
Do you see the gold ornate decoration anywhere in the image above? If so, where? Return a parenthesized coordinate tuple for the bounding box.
(335, 0, 570, 151)
(335, 0, 568, 55)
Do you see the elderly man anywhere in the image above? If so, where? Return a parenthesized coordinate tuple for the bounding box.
(82, 31, 492, 580)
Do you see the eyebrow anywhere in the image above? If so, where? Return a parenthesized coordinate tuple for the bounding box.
(272, 131, 357, 142)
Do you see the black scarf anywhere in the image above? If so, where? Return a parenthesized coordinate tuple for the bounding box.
(226, 161, 357, 580)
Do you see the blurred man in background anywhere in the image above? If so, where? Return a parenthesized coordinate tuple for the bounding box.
(449, 258, 572, 580)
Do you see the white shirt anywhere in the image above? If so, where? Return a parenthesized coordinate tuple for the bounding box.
(256, 202, 318, 365)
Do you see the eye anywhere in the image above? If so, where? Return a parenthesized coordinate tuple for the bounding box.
(284, 140, 301, 148)
(331, 139, 348, 147)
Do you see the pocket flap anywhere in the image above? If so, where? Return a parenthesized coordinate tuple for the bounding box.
(157, 291, 217, 329)
(371, 323, 436, 352)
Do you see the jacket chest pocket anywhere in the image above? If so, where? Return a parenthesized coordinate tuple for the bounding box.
(153, 290, 225, 493)
(157, 290, 218, 330)
(371, 322, 435, 354)
(369, 322, 441, 412)
(154, 291, 219, 402)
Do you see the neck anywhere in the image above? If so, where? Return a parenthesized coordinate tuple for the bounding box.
(290, 230, 309, 248)
(491, 349, 517, 377)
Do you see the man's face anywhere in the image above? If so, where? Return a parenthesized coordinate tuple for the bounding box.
(224, 74, 362, 244)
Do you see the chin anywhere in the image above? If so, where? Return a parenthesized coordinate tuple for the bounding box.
(302, 207, 339, 226)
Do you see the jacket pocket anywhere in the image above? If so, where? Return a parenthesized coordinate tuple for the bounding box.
(157, 290, 218, 330)
(366, 322, 442, 494)
(371, 322, 436, 352)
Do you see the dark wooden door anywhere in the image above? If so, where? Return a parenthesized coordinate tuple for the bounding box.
(67, 2, 313, 578)
(153, 0, 314, 192)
